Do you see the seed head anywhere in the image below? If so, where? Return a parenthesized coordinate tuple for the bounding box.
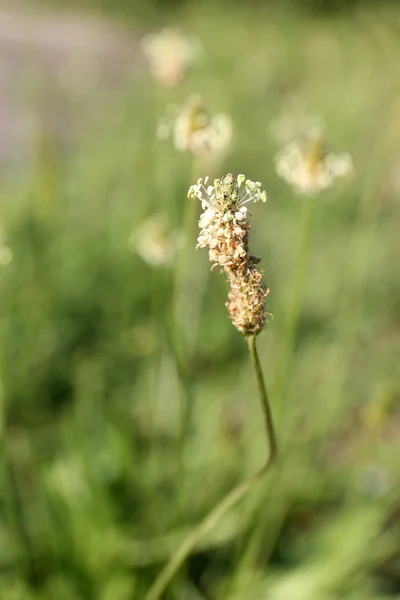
(190, 174, 269, 336)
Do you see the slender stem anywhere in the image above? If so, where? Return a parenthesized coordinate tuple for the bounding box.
(247, 335, 277, 463)
(144, 334, 276, 600)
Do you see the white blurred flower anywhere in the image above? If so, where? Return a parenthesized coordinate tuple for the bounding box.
(158, 95, 233, 156)
(141, 28, 201, 86)
(275, 132, 353, 195)
(129, 216, 180, 267)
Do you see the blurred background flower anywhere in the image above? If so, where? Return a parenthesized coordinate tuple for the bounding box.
(157, 94, 233, 156)
(275, 130, 353, 194)
(141, 28, 201, 86)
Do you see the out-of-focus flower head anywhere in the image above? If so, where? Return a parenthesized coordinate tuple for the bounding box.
(157, 95, 233, 157)
(141, 28, 201, 86)
(129, 215, 180, 268)
(275, 129, 353, 195)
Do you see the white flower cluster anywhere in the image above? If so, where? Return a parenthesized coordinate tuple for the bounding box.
(275, 135, 352, 195)
(189, 175, 267, 211)
(141, 28, 201, 86)
(129, 216, 180, 267)
(188, 175, 267, 266)
(157, 97, 232, 156)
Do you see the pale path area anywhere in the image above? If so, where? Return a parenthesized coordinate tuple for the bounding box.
(0, 3, 143, 169)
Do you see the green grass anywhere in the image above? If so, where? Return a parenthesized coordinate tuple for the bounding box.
(0, 3, 400, 599)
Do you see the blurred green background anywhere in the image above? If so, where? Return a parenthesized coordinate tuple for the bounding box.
(0, 1, 399, 598)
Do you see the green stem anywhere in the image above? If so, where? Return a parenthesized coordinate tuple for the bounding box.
(144, 334, 276, 600)
(247, 335, 277, 463)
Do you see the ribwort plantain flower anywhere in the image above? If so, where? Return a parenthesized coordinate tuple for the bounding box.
(141, 28, 201, 86)
(147, 183, 276, 600)
(158, 96, 232, 156)
(275, 130, 352, 195)
(189, 174, 269, 335)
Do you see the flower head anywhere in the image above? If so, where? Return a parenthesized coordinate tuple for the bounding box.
(129, 216, 180, 267)
(158, 96, 232, 156)
(190, 174, 269, 336)
(275, 131, 352, 195)
(141, 28, 201, 86)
